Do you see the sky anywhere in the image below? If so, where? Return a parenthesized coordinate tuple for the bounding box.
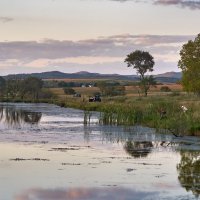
(0, 0, 199, 75)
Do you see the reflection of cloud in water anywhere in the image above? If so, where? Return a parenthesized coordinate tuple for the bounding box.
(15, 187, 156, 200)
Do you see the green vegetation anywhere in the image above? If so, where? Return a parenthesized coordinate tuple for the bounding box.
(125, 50, 155, 96)
(0, 76, 54, 102)
(62, 94, 200, 136)
(63, 87, 76, 95)
(179, 34, 200, 95)
(1, 74, 200, 136)
(97, 81, 125, 96)
(160, 86, 171, 92)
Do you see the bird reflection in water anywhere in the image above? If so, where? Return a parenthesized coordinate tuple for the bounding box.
(0, 105, 42, 127)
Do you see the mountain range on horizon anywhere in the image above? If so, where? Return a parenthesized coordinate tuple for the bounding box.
(3, 71, 182, 83)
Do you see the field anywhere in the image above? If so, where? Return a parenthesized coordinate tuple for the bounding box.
(50, 83, 183, 99)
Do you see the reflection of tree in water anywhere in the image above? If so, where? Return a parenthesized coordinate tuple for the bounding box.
(0, 106, 42, 126)
(124, 141, 153, 158)
(177, 151, 200, 198)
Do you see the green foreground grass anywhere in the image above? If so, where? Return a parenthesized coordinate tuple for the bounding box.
(2, 91, 200, 137)
(53, 93, 200, 137)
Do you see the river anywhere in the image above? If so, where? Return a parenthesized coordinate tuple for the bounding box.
(0, 103, 200, 200)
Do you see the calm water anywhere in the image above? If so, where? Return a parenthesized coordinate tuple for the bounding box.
(0, 103, 200, 200)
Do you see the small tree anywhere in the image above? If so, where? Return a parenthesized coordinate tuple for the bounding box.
(63, 88, 75, 95)
(178, 34, 200, 95)
(125, 50, 155, 96)
(160, 86, 171, 92)
(6, 79, 22, 99)
(22, 77, 43, 100)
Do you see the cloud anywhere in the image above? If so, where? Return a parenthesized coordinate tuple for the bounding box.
(154, 0, 200, 9)
(112, 0, 200, 9)
(0, 17, 14, 23)
(15, 187, 157, 200)
(0, 34, 193, 60)
(0, 34, 194, 75)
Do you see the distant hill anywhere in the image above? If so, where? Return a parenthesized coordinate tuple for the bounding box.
(3, 71, 182, 83)
(4, 71, 139, 81)
(155, 72, 182, 79)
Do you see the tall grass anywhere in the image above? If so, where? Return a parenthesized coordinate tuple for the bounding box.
(96, 97, 200, 136)
(3, 92, 200, 136)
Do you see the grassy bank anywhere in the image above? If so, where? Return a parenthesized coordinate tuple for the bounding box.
(59, 93, 200, 137)
(2, 91, 200, 137)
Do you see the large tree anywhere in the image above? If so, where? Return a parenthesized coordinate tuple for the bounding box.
(124, 50, 155, 96)
(178, 34, 200, 94)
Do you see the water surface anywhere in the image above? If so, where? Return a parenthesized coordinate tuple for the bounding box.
(0, 103, 200, 200)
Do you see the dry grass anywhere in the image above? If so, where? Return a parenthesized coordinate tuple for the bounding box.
(73, 87, 100, 96)
(49, 88, 65, 95)
(125, 83, 183, 96)
(49, 87, 100, 101)
(50, 83, 183, 99)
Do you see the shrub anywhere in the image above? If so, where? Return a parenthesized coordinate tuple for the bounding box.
(63, 88, 75, 95)
(160, 86, 171, 92)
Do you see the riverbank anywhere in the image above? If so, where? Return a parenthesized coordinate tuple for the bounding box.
(2, 92, 200, 136)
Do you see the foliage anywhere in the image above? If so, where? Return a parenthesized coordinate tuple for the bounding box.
(178, 34, 200, 94)
(58, 81, 81, 88)
(160, 86, 171, 92)
(38, 89, 54, 99)
(22, 77, 43, 99)
(2, 77, 45, 101)
(5, 79, 22, 99)
(96, 81, 124, 96)
(139, 75, 157, 96)
(63, 87, 75, 95)
(124, 50, 155, 96)
(177, 151, 200, 197)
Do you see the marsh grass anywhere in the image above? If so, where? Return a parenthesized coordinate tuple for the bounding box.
(78, 95, 200, 136)
(3, 90, 200, 136)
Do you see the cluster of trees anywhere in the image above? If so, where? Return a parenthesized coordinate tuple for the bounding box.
(44, 80, 95, 88)
(179, 34, 200, 95)
(97, 81, 125, 96)
(0, 77, 53, 101)
(124, 33, 200, 96)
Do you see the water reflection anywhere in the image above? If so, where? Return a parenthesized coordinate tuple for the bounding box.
(0, 105, 42, 127)
(124, 141, 153, 158)
(2, 103, 200, 200)
(177, 150, 200, 197)
(15, 187, 156, 200)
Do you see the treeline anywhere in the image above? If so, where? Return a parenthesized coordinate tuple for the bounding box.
(0, 77, 53, 101)
(44, 80, 96, 88)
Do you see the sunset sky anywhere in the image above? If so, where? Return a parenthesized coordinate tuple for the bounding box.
(0, 0, 199, 75)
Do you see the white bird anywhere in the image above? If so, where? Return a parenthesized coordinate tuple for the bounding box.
(181, 105, 188, 112)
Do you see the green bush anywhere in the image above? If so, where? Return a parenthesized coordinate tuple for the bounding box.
(63, 88, 75, 95)
(160, 86, 171, 92)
